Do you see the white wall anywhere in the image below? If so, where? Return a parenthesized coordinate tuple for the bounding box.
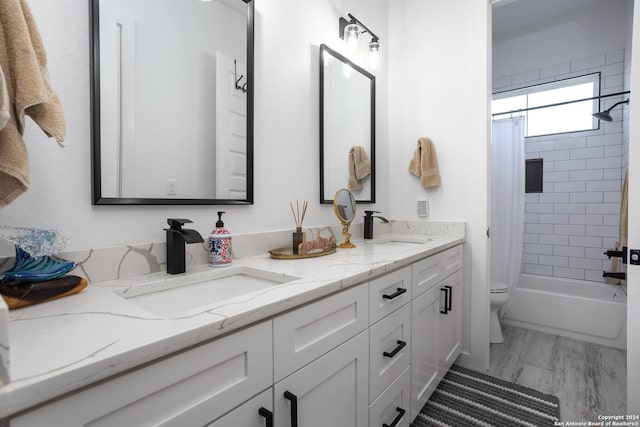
(493, 0, 632, 79)
(0, 0, 390, 254)
(388, 0, 491, 370)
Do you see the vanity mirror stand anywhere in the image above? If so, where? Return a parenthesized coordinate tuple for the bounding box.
(333, 188, 357, 248)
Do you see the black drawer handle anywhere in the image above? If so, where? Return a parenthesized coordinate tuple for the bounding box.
(383, 407, 406, 427)
(382, 287, 407, 300)
(284, 391, 298, 427)
(440, 287, 448, 314)
(383, 340, 407, 358)
(445, 285, 452, 311)
(259, 407, 273, 427)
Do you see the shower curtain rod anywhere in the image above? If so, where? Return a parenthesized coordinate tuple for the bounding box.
(491, 90, 630, 117)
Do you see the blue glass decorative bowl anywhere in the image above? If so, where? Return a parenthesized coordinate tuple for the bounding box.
(1, 246, 76, 284)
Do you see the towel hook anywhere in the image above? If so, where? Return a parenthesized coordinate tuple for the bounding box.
(234, 59, 248, 93)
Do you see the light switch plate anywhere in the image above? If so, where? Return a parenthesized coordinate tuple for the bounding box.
(167, 179, 178, 195)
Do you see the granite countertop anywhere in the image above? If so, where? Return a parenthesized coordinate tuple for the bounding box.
(0, 232, 464, 418)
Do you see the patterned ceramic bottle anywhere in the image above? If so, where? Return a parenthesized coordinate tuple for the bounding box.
(209, 211, 232, 267)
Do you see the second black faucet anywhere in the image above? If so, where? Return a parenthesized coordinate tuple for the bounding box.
(363, 211, 389, 240)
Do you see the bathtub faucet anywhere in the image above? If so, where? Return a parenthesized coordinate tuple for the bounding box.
(604, 247, 627, 264)
(602, 271, 626, 281)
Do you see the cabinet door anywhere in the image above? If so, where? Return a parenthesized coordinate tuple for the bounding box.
(369, 367, 411, 427)
(273, 283, 368, 382)
(410, 285, 440, 421)
(274, 330, 369, 427)
(206, 388, 273, 427)
(369, 266, 411, 325)
(10, 321, 273, 427)
(369, 303, 411, 402)
(438, 270, 463, 375)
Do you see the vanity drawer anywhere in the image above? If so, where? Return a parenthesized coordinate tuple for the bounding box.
(411, 244, 463, 298)
(440, 244, 463, 280)
(369, 267, 411, 325)
(10, 321, 273, 427)
(369, 303, 411, 402)
(411, 253, 442, 298)
(369, 366, 411, 427)
(273, 283, 368, 382)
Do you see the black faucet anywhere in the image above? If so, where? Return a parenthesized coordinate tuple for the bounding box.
(363, 210, 389, 240)
(165, 218, 204, 274)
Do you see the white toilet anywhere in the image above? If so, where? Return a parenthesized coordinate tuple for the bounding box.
(490, 280, 511, 344)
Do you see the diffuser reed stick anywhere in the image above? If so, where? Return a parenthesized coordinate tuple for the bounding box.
(290, 200, 308, 228)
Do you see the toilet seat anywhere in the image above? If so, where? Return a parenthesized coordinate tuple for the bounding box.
(490, 280, 509, 293)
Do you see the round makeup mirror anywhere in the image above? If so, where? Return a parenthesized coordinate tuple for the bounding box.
(333, 188, 356, 248)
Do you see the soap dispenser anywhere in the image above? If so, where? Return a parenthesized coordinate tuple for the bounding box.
(209, 211, 232, 267)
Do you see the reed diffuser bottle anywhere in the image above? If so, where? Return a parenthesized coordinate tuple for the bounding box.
(290, 200, 308, 254)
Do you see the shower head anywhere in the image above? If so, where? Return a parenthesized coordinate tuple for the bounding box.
(592, 99, 630, 122)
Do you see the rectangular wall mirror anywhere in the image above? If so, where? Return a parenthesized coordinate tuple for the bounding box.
(320, 44, 375, 204)
(90, 0, 254, 205)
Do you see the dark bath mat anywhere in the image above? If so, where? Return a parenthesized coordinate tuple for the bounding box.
(412, 364, 561, 427)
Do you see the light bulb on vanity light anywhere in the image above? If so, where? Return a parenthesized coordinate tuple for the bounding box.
(369, 40, 380, 69)
(344, 23, 360, 56)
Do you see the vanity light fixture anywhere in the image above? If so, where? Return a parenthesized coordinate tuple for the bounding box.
(339, 13, 381, 69)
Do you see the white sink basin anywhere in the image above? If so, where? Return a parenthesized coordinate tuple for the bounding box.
(372, 237, 432, 247)
(115, 267, 298, 317)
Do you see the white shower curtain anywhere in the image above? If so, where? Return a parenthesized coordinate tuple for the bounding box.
(491, 117, 525, 296)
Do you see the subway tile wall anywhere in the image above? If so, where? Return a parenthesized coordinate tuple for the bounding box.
(493, 50, 626, 283)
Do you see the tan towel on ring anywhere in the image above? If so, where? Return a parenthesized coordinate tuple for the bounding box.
(347, 146, 371, 191)
(606, 167, 628, 285)
(0, 0, 66, 207)
(409, 137, 441, 188)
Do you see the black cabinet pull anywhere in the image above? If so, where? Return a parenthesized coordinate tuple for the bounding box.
(284, 391, 298, 427)
(383, 340, 407, 358)
(440, 287, 448, 314)
(258, 407, 273, 427)
(383, 407, 406, 427)
(382, 287, 407, 300)
(445, 285, 453, 311)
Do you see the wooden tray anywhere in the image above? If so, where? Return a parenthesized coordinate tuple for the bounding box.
(268, 246, 336, 260)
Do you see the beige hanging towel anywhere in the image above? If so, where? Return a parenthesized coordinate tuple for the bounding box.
(0, 66, 9, 131)
(347, 146, 371, 191)
(606, 167, 628, 285)
(0, 0, 66, 207)
(409, 137, 441, 188)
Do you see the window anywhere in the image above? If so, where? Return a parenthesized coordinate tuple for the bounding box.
(493, 73, 600, 137)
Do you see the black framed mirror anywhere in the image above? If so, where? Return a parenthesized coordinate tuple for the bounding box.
(320, 44, 375, 204)
(90, 0, 254, 205)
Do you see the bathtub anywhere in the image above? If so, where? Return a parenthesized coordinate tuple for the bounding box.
(502, 273, 627, 349)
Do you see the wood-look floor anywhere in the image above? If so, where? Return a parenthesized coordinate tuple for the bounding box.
(489, 325, 627, 422)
